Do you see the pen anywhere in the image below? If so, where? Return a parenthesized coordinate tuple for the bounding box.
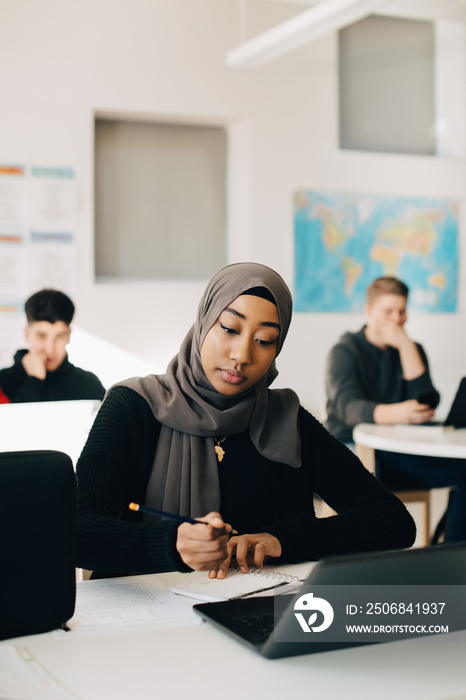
(128, 502, 238, 535)
(129, 502, 208, 525)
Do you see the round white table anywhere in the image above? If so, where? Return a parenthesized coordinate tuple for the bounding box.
(353, 424, 466, 473)
(352, 424, 466, 546)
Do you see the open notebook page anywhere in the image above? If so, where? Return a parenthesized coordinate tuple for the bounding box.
(158, 562, 315, 602)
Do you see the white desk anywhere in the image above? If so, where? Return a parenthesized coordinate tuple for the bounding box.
(353, 423, 466, 474)
(1, 575, 466, 700)
(0, 400, 100, 466)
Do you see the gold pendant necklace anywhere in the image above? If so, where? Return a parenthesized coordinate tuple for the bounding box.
(214, 436, 227, 462)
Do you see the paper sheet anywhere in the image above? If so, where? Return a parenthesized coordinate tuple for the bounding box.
(56, 574, 201, 638)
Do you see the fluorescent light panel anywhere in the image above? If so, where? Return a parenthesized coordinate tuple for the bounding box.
(226, 0, 390, 66)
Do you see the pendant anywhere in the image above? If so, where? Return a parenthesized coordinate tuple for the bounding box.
(215, 445, 225, 462)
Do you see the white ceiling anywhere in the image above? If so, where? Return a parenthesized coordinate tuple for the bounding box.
(261, 0, 466, 22)
(228, 0, 466, 66)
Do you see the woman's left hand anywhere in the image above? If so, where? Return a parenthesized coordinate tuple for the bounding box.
(209, 532, 282, 579)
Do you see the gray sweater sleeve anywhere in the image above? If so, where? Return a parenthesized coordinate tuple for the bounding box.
(326, 341, 377, 430)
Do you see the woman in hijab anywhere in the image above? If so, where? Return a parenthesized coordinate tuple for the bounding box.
(76, 263, 415, 578)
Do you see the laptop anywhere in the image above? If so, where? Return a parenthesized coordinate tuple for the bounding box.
(193, 543, 466, 658)
(418, 377, 466, 428)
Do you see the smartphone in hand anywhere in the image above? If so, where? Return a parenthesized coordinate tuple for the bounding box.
(416, 390, 438, 408)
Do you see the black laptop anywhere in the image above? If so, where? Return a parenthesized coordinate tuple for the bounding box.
(193, 543, 466, 658)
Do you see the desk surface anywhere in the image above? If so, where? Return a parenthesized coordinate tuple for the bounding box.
(1, 576, 466, 700)
(0, 399, 100, 465)
(353, 423, 466, 460)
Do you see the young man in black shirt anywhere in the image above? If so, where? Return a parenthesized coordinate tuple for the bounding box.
(0, 289, 105, 403)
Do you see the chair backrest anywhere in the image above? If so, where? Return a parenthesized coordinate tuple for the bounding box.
(0, 450, 76, 640)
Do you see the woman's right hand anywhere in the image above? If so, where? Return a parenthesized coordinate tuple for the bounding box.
(176, 511, 232, 571)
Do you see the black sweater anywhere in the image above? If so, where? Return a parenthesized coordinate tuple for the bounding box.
(325, 327, 440, 442)
(0, 350, 105, 402)
(76, 387, 416, 577)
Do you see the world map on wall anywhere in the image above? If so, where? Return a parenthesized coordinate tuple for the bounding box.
(294, 190, 459, 313)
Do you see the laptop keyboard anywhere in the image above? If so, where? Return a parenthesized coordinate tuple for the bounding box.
(233, 611, 284, 646)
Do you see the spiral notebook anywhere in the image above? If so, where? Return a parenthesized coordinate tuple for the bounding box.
(159, 564, 309, 602)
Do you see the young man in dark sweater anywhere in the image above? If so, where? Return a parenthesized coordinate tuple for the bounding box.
(0, 289, 105, 403)
(325, 276, 466, 542)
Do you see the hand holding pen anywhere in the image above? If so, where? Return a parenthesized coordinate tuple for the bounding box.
(129, 504, 280, 580)
(129, 503, 237, 572)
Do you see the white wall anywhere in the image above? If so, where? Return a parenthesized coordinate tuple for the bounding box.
(0, 0, 465, 417)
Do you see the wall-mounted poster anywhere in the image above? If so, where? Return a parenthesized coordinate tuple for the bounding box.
(29, 167, 77, 294)
(0, 165, 77, 367)
(294, 190, 459, 313)
(0, 166, 28, 300)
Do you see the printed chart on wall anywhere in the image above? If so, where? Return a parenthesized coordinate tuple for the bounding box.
(294, 190, 459, 313)
(0, 165, 77, 367)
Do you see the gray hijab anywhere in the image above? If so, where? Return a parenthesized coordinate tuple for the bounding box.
(113, 262, 301, 519)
